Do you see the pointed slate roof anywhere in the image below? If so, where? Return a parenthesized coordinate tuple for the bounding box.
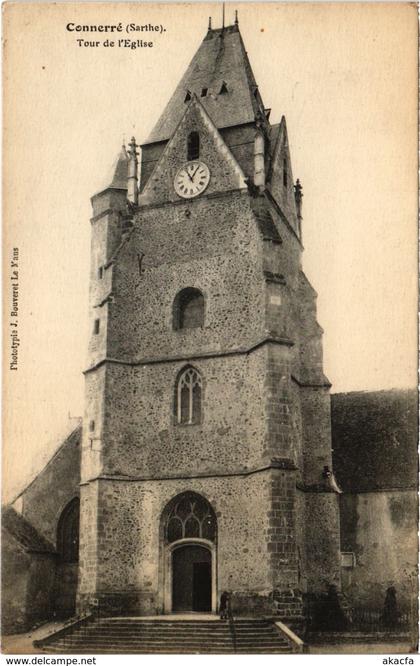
(108, 145, 129, 188)
(145, 24, 266, 144)
(95, 145, 129, 196)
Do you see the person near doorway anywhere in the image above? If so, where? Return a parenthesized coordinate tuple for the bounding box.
(220, 590, 230, 620)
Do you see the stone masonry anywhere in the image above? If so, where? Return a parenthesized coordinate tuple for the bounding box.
(78, 21, 341, 620)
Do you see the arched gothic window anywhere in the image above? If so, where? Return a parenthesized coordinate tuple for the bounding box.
(173, 288, 204, 330)
(187, 132, 200, 161)
(176, 366, 202, 425)
(57, 498, 80, 563)
(164, 492, 217, 543)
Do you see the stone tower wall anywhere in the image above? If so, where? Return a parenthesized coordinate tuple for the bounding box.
(79, 24, 342, 618)
(78, 473, 277, 616)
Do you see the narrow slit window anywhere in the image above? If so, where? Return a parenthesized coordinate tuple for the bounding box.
(98, 266, 104, 279)
(187, 132, 200, 161)
(184, 90, 192, 102)
(93, 319, 100, 335)
(283, 158, 288, 187)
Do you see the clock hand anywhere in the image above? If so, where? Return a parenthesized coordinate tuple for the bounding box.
(191, 165, 201, 180)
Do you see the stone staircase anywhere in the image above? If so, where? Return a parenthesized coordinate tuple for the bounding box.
(35, 617, 297, 654)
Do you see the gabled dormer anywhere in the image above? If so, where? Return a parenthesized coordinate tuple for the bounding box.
(139, 95, 247, 206)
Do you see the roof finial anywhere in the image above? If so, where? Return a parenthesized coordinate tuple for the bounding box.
(208, 16, 212, 31)
(222, 2, 225, 29)
(235, 10, 239, 25)
(294, 178, 303, 240)
(127, 137, 139, 205)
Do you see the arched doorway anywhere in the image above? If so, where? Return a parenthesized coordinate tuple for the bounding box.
(161, 492, 217, 613)
(55, 497, 79, 617)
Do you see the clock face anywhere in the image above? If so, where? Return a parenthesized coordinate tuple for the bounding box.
(174, 161, 210, 199)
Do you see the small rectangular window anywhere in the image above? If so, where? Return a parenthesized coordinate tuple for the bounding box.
(93, 319, 100, 335)
(187, 132, 200, 161)
(201, 88, 208, 97)
(89, 420, 95, 432)
(341, 552, 355, 568)
(98, 266, 104, 279)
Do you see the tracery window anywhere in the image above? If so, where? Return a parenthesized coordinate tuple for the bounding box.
(57, 498, 80, 563)
(165, 492, 216, 543)
(176, 366, 202, 425)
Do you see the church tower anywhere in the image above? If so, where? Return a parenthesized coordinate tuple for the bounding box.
(78, 19, 341, 620)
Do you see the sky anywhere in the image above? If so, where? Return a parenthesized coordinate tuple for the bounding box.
(3, 2, 418, 502)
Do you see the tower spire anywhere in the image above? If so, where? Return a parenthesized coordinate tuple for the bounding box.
(208, 16, 212, 31)
(145, 18, 265, 143)
(222, 2, 225, 29)
(235, 10, 238, 26)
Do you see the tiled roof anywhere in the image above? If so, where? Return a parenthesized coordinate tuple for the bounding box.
(145, 24, 265, 144)
(331, 389, 418, 493)
(2, 506, 56, 554)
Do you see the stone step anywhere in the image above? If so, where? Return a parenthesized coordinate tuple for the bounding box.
(45, 646, 292, 654)
(37, 618, 295, 654)
(53, 636, 289, 644)
(49, 644, 291, 653)
(47, 642, 291, 653)
(74, 625, 277, 636)
(67, 626, 278, 636)
(54, 634, 286, 644)
(60, 633, 282, 642)
(91, 622, 274, 628)
(95, 621, 272, 628)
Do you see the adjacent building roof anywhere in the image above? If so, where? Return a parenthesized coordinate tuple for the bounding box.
(331, 389, 418, 493)
(2, 506, 56, 554)
(10, 422, 82, 506)
(145, 24, 266, 144)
